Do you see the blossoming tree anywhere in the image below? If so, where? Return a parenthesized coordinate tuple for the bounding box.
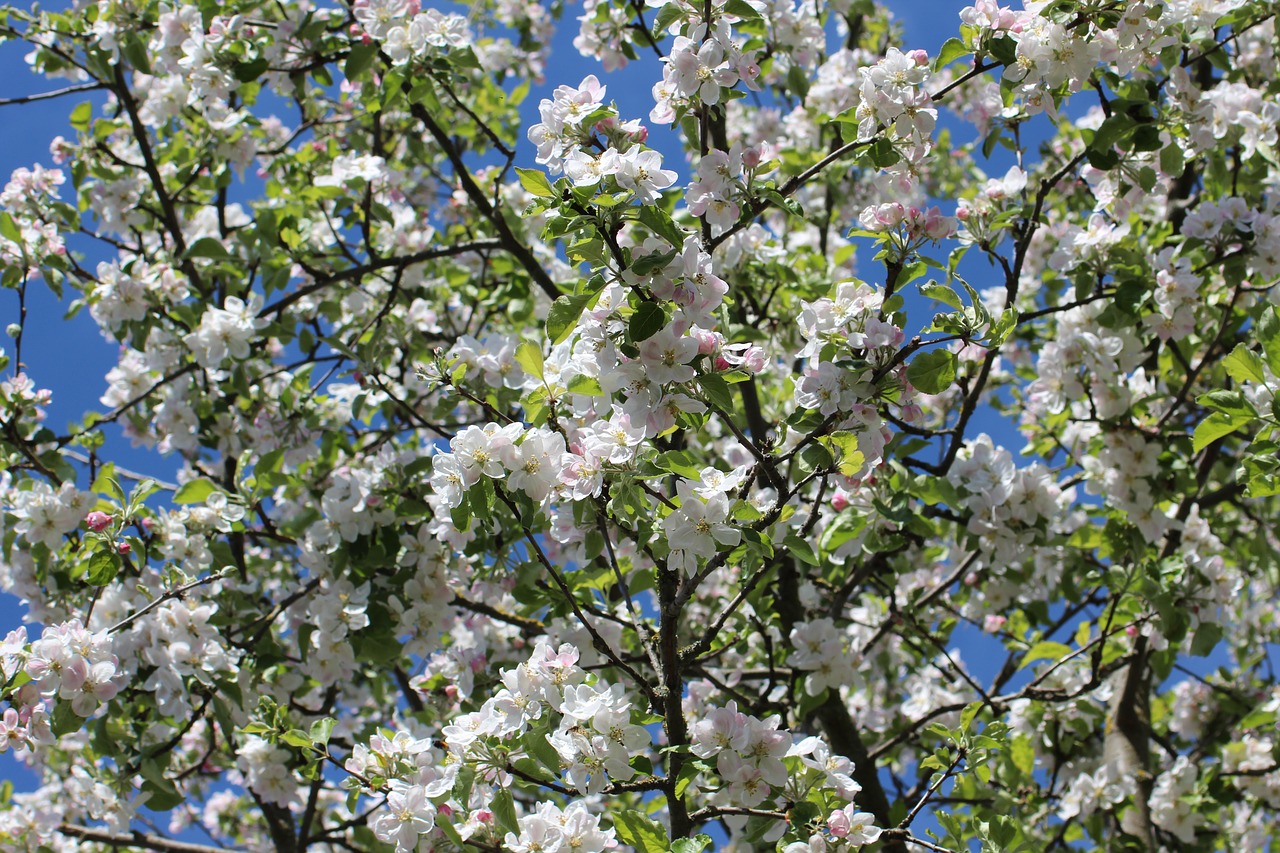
(2, 0, 1280, 850)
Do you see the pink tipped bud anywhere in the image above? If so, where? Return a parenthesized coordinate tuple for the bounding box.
(85, 511, 112, 532)
(908, 49, 929, 66)
(117, 542, 132, 555)
(693, 327, 719, 355)
(831, 492, 849, 511)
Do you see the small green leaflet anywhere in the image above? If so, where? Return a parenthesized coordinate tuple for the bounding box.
(629, 302, 666, 342)
(934, 37, 971, 71)
(1192, 411, 1250, 452)
(1223, 344, 1266, 385)
(1020, 641, 1071, 670)
(515, 341, 545, 381)
(612, 810, 667, 853)
(907, 349, 958, 395)
(547, 292, 595, 345)
(516, 167, 556, 199)
(173, 479, 219, 504)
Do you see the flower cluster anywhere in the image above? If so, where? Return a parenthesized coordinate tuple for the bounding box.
(24, 620, 124, 718)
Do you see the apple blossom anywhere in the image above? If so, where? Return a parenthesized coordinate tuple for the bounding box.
(1, 1, 1279, 851)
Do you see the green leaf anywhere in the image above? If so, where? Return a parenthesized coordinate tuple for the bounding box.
(672, 835, 714, 853)
(1160, 142, 1185, 178)
(0, 212, 20, 243)
(1257, 307, 1280, 375)
(567, 375, 604, 396)
(652, 2, 684, 38)
(654, 450, 703, 479)
(987, 307, 1019, 347)
(344, 43, 378, 80)
(613, 809, 668, 853)
(673, 761, 702, 800)
(960, 700, 983, 733)
(183, 237, 233, 260)
(142, 776, 184, 811)
(867, 136, 899, 168)
(786, 63, 810, 100)
(934, 38, 971, 71)
(280, 730, 314, 749)
(638, 204, 686, 248)
(516, 167, 557, 199)
(547, 293, 594, 345)
(233, 57, 270, 83)
(173, 479, 218, 505)
(91, 465, 125, 502)
(1091, 114, 1134, 156)
(490, 788, 519, 835)
(515, 341, 545, 381)
(1223, 344, 1266, 385)
(69, 101, 92, 132)
(1197, 389, 1255, 419)
(122, 34, 151, 74)
(722, 0, 762, 20)
(784, 535, 819, 567)
(919, 280, 964, 311)
(471, 476, 496, 516)
(629, 302, 666, 342)
(827, 431, 864, 477)
(1190, 622, 1223, 657)
(1020, 641, 1071, 670)
(85, 550, 120, 587)
(51, 700, 81, 737)
(630, 249, 678, 277)
(697, 373, 734, 411)
(907, 350, 958, 395)
(1192, 412, 1249, 452)
(309, 717, 336, 746)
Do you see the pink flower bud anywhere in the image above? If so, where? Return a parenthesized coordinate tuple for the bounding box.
(693, 327, 720, 355)
(117, 542, 132, 555)
(983, 614, 1007, 633)
(831, 492, 849, 511)
(85, 511, 112, 532)
(908, 49, 929, 66)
